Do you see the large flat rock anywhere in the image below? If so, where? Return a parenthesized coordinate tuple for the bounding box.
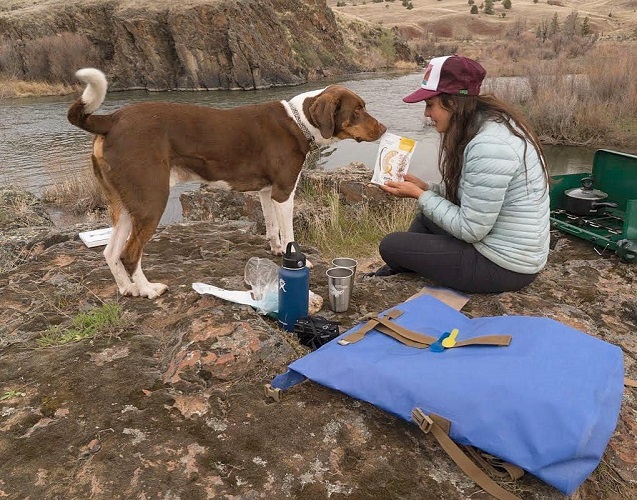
(0, 179, 635, 499)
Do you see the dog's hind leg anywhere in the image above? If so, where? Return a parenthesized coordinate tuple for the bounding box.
(92, 145, 141, 296)
(120, 193, 169, 299)
(259, 187, 284, 255)
(104, 208, 141, 296)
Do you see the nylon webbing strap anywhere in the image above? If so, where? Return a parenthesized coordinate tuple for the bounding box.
(462, 445, 525, 481)
(625, 378, 637, 388)
(455, 335, 512, 347)
(339, 310, 512, 350)
(412, 408, 522, 500)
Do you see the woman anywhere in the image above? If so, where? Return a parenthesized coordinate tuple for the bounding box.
(374, 55, 551, 293)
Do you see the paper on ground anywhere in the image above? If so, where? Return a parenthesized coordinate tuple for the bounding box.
(192, 282, 260, 308)
(371, 132, 417, 185)
(79, 227, 113, 248)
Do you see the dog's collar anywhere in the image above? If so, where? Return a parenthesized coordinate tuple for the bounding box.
(287, 102, 321, 167)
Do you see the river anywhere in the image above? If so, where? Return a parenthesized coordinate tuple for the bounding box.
(0, 71, 596, 224)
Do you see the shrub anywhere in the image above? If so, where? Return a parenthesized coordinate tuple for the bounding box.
(4, 32, 99, 84)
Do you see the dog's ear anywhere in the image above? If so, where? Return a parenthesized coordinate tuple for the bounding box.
(309, 95, 337, 139)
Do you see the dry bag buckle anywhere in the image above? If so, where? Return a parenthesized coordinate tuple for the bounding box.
(263, 383, 281, 402)
(412, 408, 434, 433)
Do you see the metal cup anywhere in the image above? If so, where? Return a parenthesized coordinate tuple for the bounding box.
(326, 267, 353, 313)
(331, 258, 357, 282)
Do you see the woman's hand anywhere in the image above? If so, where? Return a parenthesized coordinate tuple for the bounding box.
(403, 174, 428, 191)
(379, 175, 428, 199)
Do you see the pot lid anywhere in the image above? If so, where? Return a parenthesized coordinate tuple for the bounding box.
(565, 177, 608, 200)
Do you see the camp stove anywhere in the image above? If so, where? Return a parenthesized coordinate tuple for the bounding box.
(550, 149, 637, 263)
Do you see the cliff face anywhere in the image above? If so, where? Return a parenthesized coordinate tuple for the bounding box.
(0, 0, 415, 91)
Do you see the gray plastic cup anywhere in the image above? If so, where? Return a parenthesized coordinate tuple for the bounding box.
(326, 267, 354, 313)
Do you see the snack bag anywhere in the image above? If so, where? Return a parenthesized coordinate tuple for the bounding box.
(371, 133, 417, 185)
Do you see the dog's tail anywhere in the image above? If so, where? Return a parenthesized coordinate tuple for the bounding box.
(67, 68, 114, 135)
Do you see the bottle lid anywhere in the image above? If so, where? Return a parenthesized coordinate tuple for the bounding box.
(282, 241, 306, 269)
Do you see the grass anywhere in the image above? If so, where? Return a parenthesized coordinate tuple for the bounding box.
(483, 44, 637, 150)
(0, 76, 76, 99)
(0, 390, 26, 401)
(297, 180, 415, 261)
(37, 302, 128, 347)
(40, 169, 106, 216)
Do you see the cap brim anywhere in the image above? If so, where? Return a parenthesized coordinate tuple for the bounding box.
(402, 88, 440, 103)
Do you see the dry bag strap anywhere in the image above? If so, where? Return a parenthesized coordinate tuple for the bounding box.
(625, 377, 637, 388)
(412, 408, 522, 500)
(462, 446, 525, 481)
(339, 310, 436, 347)
(455, 335, 512, 348)
(340, 310, 512, 349)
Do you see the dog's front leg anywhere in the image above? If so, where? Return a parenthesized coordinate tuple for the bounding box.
(272, 194, 313, 268)
(259, 187, 284, 254)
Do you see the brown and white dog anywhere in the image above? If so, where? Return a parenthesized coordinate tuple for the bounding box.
(68, 68, 386, 299)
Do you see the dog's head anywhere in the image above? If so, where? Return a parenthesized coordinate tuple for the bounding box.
(306, 85, 386, 142)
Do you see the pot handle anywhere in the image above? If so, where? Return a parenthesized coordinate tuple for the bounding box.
(580, 176, 594, 190)
(591, 202, 618, 209)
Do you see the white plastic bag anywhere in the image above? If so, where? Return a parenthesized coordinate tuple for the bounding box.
(244, 257, 280, 314)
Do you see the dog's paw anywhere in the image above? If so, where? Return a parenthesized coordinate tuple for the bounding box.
(140, 283, 168, 299)
(119, 283, 140, 297)
(270, 243, 285, 256)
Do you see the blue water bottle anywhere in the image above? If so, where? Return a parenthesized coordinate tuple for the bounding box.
(278, 241, 310, 332)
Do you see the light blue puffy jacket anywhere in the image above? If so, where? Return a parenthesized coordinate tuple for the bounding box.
(417, 120, 550, 274)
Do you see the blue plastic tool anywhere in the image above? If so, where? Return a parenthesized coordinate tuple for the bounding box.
(429, 331, 451, 352)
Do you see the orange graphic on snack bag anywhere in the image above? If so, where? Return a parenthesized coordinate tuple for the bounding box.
(382, 150, 398, 174)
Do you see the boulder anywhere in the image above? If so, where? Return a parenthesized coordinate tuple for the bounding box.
(0, 168, 635, 499)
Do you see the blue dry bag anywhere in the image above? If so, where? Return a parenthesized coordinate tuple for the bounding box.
(270, 294, 624, 496)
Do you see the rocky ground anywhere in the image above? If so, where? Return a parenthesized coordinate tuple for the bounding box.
(0, 167, 635, 500)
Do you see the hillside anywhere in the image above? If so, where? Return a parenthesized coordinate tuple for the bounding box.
(327, 0, 637, 41)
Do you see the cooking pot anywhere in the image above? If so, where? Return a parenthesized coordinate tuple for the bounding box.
(563, 177, 618, 216)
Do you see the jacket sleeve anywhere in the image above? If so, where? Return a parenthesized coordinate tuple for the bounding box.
(427, 181, 446, 197)
(417, 137, 519, 243)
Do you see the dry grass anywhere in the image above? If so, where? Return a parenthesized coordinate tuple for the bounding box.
(297, 181, 416, 261)
(40, 167, 106, 216)
(489, 44, 637, 148)
(0, 77, 76, 98)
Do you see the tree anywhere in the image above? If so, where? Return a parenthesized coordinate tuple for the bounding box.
(503, 0, 511, 8)
(484, 0, 494, 15)
(470, 4, 478, 14)
(549, 12, 559, 36)
(581, 16, 591, 36)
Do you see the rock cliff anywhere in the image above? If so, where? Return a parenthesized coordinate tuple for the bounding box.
(0, 0, 414, 90)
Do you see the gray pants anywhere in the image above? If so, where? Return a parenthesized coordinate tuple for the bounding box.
(379, 212, 538, 293)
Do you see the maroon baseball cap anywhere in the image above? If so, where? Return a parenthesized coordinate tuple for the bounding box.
(403, 55, 486, 103)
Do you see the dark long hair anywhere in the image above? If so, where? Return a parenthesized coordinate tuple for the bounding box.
(437, 94, 549, 205)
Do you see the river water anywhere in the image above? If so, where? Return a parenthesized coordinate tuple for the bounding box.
(0, 71, 596, 224)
